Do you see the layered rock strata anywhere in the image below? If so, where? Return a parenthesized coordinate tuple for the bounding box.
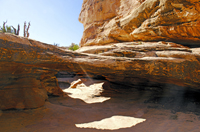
(0, 33, 200, 110)
(0, 34, 65, 110)
(75, 41, 200, 87)
(79, 0, 200, 47)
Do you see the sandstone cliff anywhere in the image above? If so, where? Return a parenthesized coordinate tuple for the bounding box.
(79, 0, 200, 47)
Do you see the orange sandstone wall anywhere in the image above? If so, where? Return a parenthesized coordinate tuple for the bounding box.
(79, 0, 200, 47)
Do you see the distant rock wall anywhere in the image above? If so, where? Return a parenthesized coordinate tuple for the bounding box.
(79, 0, 200, 47)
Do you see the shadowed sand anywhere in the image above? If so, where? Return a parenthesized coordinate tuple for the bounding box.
(0, 79, 200, 132)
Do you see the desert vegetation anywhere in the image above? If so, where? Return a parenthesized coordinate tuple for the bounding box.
(68, 43, 79, 51)
(0, 21, 30, 37)
(0, 21, 14, 34)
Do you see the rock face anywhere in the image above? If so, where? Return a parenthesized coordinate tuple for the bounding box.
(79, 0, 200, 47)
(75, 41, 200, 88)
(0, 33, 200, 110)
(0, 34, 65, 110)
(1, 0, 200, 113)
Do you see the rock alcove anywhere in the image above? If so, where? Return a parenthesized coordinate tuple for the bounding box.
(1, 0, 200, 131)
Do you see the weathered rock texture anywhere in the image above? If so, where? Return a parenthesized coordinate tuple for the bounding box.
(0, 33, 200, 110)
(0, 34, 65, 110)
(76, 41, 200, 88)
(79, 0, 200, 47)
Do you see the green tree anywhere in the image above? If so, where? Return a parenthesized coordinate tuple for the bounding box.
(68, 43, 79, 51)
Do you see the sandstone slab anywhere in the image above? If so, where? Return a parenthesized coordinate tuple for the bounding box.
(0, 33, 200, 110)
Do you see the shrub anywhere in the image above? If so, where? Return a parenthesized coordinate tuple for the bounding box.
(68, 43, 79, 51)
(0, 21, 14, 34)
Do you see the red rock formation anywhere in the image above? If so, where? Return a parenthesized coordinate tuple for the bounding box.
(0, 33, 65, 110)
(75, 42, 200, 88)
(79, 0, 200, 46)
(1, 33, 200, 110)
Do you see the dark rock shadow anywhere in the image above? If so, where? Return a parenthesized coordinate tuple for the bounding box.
(102, 81, 200, 114)
(58, 82, 70, 89)
(47, 80, 200, 131)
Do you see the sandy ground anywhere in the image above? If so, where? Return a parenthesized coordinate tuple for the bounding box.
(0, 79, 200, 132)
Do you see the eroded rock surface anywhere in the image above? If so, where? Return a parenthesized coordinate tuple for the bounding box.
(75, 41, 200, 87)
(0, 33, 200, 110)
(79, 0, 200, 46)
(0, 34, 65, 110)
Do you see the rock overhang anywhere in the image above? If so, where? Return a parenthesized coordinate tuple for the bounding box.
(79, 0, 200, 47)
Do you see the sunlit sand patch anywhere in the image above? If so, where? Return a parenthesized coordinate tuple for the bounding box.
(75, 115, 146, 130)
(63, 82, 110, 104)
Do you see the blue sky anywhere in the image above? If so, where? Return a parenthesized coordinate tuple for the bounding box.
(0, 0, 84, 46)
